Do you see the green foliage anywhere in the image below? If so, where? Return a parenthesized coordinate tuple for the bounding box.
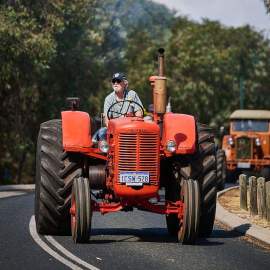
(264, 0, 270, 13)
(0, 2, 60, 183)
(166, 19, 270, 126)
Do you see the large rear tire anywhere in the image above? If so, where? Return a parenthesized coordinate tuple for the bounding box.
(165, 123, 217, 239)
(71, 177, 91, 243)
(35, 120, 82, 235)
(197, 124, 217, 237)
(216, 149, 226, 191)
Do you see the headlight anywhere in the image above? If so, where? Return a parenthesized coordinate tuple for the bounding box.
(166, 140, 176, 152)
(228, 137, 234, 146)
(255, 138, 261, 146)
(98, 140, 109, 153)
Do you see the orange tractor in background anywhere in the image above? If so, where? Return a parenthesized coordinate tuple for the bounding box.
(222, 109, 270, 182)
(35, 49, 217, 244)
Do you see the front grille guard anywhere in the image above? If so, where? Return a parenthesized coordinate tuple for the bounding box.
(236, 137, 252, 159)
(117, 132, 159, 185)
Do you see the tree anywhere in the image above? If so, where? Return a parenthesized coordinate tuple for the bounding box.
(166, 19, 270, 127)
(263, 0, 270, 13)
(0, 0, 104, 183)
(0, 2, 60, 183)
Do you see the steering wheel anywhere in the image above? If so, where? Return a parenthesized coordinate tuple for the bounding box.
(107, 100, 144, 120)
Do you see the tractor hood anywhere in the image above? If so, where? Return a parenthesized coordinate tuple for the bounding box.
(108, 117, 160, 135)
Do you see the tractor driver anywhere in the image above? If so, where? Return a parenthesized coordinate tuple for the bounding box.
(95, 72, 144, 141)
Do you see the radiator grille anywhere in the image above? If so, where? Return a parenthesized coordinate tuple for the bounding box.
(236, 137, 252, 159)
(118, 132, 159, 185)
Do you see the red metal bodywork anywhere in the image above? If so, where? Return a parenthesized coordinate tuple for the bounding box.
(162, 113, 196, 155)
(62, 111, 107, 160)
(107, 117, 160, 199)
(63, 112, 196, 216)
(62, 111, 92, 151)
(70, 199, 183, 217)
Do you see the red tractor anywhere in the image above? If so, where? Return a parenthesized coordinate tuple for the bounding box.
(35, 49, 217, 244)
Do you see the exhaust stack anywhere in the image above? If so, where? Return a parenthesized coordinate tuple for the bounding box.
(153, 48, 167, 114)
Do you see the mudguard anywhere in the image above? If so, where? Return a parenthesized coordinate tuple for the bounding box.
(162, 113, 196, 154)
(61, 111, 92, 152)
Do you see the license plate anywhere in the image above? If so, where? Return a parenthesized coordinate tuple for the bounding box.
(119, 171, 150, 186)
(237, 162, 251, 169)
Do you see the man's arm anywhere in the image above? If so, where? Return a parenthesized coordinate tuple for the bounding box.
(133, 92, 144, 117)
(104, 115, 109, 127)
(103, 97, 110, 127)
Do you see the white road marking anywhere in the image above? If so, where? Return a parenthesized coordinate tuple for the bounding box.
(45, 235, 100, 270)
(0, 184, 35, 191)
(29, 216, 99, 270)
(0, 191, 26, 199)
(29, 216, 83, 269)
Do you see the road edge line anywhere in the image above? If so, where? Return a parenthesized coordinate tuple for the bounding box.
(29, 215, 84, 270)
(0, 184, 35, 191)
(45, 235, 100, 270)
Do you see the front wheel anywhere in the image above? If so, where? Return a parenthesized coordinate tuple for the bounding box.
(178, 179, 200, 244)
(166, 179, 200, 244)
(71, 177, 92, 243)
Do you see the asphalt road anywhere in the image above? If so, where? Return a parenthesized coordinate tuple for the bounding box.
(0, 192, 270, 270)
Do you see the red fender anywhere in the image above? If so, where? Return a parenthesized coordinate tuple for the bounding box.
(61, 111, 92, 152)
(162, 113, 196, 155)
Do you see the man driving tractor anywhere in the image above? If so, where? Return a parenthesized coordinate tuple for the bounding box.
(96, 72, 144, 141)
(104, 72, 143, 125)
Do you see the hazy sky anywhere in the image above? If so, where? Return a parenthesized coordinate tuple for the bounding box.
(153, 0, 270, 33)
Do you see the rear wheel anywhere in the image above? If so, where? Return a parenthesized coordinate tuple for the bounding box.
(71, 177, 91, 243)
(216, 149, 226, 190)
(35, 120, 83, 235)
(165, 123, 217, 239)
(197, 125, 217, 237)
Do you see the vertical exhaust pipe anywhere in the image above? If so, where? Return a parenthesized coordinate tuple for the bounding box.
(154, 48, 167, 114)
(158, 48, 165, 76)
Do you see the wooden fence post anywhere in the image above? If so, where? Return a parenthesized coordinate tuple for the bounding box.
(266, 181, 270, 223)
(239, 174, 247, 210)
(257, 177, 266, 219)
(249, 176, 258, 216)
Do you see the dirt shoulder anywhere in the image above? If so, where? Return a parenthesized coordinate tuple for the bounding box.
(218, 187, 270, 229)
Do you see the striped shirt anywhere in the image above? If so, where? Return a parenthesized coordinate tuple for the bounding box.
(104, 89, 143, 119)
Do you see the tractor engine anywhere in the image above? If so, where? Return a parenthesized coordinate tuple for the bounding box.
(107, 117, 160, 199)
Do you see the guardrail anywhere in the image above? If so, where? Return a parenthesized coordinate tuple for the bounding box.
(239, 174, 270, 223)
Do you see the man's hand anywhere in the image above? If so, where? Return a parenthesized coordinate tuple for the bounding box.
(104, 115, 109, 127)
(135, 110, 143, 117)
